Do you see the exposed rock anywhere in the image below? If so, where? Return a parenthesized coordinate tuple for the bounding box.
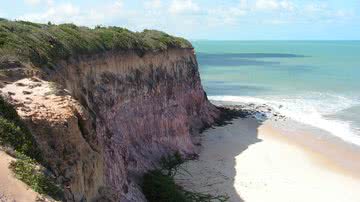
(214, 103, 286, 122)
(1, 48, 219, 201)
(1, 79, 104, 201)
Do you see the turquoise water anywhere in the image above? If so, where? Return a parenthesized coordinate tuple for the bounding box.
(194, 41, 360, 145)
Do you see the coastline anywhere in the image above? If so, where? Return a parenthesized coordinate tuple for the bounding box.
(175, 104, 360, 202)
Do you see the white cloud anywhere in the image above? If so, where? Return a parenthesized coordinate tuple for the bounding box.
(144, 0, 162, 9)
(303, 3, 327, 13)
(24, 0, 55, 7)
(255, 0, 278, 10)
(17, 0, 356, 38)
(46, 0, 54, 6)
(254, 0, 294, 11)
(107, 0, 124, 16)
(239, 0, 250, 9)
(300, 2, 354, 23)
(114, 0, 123, 10)
(58, 3, 79, 16)
(24, 0, 41, 5)
(262, 19, 289, 24)
(279, 1, 294, 11)
(334, 10, 354, 19)
(207, 6, 247, 26)
(21, 3, 93, 25)
(169, 0, 199, 14)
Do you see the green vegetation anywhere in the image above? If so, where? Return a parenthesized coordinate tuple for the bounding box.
(0, 96, 42, 161)
(142, 169, 187, 202)
(0, 96, 63, 199)
(9, 152, 64, 200)
(142, 152, 229, 202)
(0, 19, 192, 70)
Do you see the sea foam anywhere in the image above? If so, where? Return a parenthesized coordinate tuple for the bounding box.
(209, 93, 360, 146)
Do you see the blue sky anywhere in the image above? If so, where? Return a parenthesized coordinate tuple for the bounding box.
(1, 0, 360, 40)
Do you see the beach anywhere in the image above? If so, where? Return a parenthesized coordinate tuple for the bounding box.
(175, 115, 360, 202)
(186, 40, 360, 202)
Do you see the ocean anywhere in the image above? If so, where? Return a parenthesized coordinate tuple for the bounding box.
(194, 40, 360, 146)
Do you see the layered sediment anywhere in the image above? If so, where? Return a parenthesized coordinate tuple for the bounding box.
(1, 48, 219, 201)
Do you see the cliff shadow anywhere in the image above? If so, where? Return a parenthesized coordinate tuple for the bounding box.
(176, 117, 264, 202)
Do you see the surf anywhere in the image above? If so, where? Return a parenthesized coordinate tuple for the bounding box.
(209, 93, 360, 146)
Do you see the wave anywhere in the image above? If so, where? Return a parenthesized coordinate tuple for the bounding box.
(209, 93, 360, 146)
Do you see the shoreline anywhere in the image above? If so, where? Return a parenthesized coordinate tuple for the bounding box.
(175, 104, 360, 202)
(264, 121, 360, 179)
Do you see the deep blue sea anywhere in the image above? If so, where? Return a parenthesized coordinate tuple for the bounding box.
(194, 41, 360, 146)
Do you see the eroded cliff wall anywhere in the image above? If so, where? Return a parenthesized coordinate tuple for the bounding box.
(1, 48, 219, 201)
(57, 48, 219, 201)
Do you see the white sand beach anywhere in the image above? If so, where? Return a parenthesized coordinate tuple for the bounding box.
(175, 118, 360, 202)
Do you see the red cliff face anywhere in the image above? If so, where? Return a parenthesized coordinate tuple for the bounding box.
(32, 49, 218, 201)
(0, 20, 218, 201)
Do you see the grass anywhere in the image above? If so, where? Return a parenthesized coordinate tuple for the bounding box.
(142, 152, 229, 202)
(0, 19, 192, 70)
(0, 96, 42, 161)
(0, 96, 63, 200)
(9, 152, 64, 200)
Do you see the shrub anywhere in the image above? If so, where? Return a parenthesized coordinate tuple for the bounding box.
(0, 96, 61, 199)
(160, 151, 184, 177)
(0, 96, 42, 161)
(142, 152, 229, 202)
(142, 169, 187, 202)
(9, 153, 64, 200)
(0, 19, 193, 70)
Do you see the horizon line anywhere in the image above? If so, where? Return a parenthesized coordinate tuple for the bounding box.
(190, 39, 360, 41)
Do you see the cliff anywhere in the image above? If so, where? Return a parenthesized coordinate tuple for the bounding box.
(0, 20, 219, 201)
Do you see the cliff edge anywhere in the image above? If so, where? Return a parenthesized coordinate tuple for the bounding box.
(0, 20, 219, 201)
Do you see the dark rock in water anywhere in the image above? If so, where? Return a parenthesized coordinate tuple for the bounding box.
(212, 102, 287, 123)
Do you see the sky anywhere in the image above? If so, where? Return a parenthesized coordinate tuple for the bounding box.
(1, 0, 360, 40)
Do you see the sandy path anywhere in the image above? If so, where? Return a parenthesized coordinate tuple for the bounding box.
(175, 118, 360, 202)
(0, 151, 39, 202)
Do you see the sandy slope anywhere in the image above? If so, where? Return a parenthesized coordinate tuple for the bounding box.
(175, 118, 360, 202)
(0, 151, 39, 202)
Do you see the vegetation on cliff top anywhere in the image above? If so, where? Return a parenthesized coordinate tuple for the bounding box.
(0, 19, 192, 70)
